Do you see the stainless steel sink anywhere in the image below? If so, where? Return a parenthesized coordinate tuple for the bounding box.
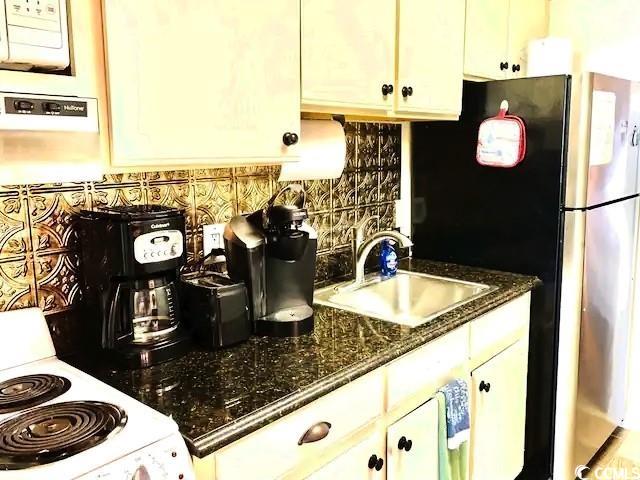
(314, 270, 494, 327)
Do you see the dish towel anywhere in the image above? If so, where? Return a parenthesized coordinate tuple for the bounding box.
(436, 379, 470, 480)
(440, 379, 470, 449)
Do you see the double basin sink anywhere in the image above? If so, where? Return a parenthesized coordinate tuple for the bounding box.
(314, 270, 495, 327)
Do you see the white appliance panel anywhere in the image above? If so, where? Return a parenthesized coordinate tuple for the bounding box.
(0, 308, 55, 370)
(3, 0, 69, 69)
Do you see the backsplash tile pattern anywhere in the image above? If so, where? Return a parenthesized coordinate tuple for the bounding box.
(0, 122, 401, 355)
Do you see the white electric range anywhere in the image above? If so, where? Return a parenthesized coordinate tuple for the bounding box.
(0, 308, 195, 479)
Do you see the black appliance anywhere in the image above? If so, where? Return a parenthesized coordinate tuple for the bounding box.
(224, 184, 317, 337)
(180, 271, 252, 349)
(411, 76, 572, 479)
(78, 205, 191, 369)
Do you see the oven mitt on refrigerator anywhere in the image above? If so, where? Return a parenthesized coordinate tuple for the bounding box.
(476, 100, 526, 168)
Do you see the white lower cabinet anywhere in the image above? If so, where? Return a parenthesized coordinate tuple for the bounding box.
(203, 295, 532, 480)
(307, 428, 387, 480)
(386, 399, 439, 480)
(470, 340, 528, 480)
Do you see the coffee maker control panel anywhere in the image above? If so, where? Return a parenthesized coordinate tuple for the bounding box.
(134, 230, 184, 264)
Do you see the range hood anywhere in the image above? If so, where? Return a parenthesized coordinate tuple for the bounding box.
(0, 92, 102, 185)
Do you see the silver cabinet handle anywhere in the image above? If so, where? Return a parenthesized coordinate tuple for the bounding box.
(298, 421, 332, 445)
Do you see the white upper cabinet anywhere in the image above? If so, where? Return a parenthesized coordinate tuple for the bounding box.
(396, 0, 465, 116)
(302, 0, 463, 119)
(103, 0, 300, 168)
(464, 0, 547, 80)
(301, 0, 396, 114)
(464, 0, 511, 80)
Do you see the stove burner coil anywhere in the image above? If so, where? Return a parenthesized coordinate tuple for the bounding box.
(0, 374, 71, 414)
(0, 401, 127, 469)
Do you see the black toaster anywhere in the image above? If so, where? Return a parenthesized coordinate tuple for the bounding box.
(180, 271, 251, 349)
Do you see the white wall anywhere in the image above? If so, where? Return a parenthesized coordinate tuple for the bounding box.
(549, 0, 640, 80)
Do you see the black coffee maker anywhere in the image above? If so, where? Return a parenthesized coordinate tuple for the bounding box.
(224, 184, 317, 336)
(78, 205, 191, 368)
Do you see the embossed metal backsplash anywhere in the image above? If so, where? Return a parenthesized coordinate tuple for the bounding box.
(0, 122, 400, 355)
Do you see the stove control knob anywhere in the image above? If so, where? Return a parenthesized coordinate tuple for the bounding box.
(131, 465, 151, 480)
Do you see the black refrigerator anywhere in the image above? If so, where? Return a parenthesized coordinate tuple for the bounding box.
(411, 76, 571, 479)
(413, 73, 640, 478)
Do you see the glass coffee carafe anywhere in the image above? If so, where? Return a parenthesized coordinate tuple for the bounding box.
(130, 277, 180, 345)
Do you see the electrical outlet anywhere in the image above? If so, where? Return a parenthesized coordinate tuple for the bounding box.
(203, 224, 226, 256)
(394, 198, 412, 237)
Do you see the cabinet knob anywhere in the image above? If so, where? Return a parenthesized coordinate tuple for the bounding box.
(282, 132, 299, 147)
(500, 61, 509, 71)
(368, 454, 385, 470)
(402, 86, 414, 98)
(398, 436, 413, 451)
(512, 64, 521, 73)
(479, 380, 491, 393)
(382, 84, 394, 96)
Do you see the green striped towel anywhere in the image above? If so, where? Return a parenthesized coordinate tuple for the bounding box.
(436, 391, 469, 480)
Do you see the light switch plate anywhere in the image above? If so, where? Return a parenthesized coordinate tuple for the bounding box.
(203, 223, 226, 256)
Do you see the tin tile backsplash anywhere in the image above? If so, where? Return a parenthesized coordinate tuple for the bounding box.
(0, 122, 401, 355)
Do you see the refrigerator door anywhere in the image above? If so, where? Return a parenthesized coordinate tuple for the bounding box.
(581, 74, 639, 207)
(574, 196, 638, 467)
(411, 75, 571, 480)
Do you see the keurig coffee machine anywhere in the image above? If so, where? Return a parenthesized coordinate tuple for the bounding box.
(224, 184, 317, 336)
(78, 205, 191, 368)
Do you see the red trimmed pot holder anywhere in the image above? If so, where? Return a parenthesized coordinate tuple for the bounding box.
(476, 102, 526, 168)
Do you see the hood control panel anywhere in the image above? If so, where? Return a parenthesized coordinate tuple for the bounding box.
(0, 92, 98, 132)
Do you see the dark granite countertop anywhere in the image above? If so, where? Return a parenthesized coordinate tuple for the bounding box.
(72, 258, 539, 458)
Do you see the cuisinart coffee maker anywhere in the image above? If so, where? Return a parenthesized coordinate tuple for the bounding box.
(78, 205, 191, 368)
(224, 184, 317, 336)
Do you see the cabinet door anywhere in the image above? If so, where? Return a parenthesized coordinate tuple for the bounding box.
(463, 0, 510, 79)
(396, 0, 465, 116)
(307, 428, 387, 480)
(103, 0, 300, 167)
(507, 0, 548, 78)
(301, 0, 396, 113)
(470, 340, 528, 480)
(387, 399, 439, 480)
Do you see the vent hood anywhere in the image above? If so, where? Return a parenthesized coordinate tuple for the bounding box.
(0, 92, 102, 185)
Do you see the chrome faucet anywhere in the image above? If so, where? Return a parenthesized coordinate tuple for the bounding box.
(343, 216, 413, 291)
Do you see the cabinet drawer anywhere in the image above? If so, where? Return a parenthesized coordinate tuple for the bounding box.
(469, 293, 530, 369)
(215, 369, 385, 480)
(386, 326, 468, 409)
